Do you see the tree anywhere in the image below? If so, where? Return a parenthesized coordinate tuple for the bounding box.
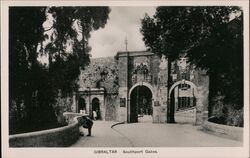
(140, 7, 243, 125)
(9, 7, 110, 134)
(9, 7, 48, 133)
(43, 7, 110, 123)
(44, 7, 110, 94)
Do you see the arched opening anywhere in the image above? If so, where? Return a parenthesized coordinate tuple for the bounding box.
(130, 85, 153, 123)
(78, 98, 86, 113)
(169, 80, 197, 124)
(92, 98, 100, 120)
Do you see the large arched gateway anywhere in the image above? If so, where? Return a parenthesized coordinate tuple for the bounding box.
(129, 84, 153, 123)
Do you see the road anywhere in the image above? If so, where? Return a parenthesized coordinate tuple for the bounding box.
(71, 116, 242, 147)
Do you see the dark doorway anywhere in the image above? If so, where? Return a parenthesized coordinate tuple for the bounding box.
(130, 86, 153, 123)
(92, 98, 100, 120)
(78, 98, 86, 113)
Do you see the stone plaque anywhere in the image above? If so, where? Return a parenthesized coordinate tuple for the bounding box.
(154, 101, 160, 106)
(120, 98, 126, 107)
(172, 74, 177, 81)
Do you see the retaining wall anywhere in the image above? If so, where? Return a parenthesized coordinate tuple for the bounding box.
(63, 112, 88, 124)
(202, 120, 243, 141)
(9, 113, 84, 147)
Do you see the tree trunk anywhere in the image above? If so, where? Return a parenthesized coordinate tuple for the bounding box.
(208, 71, 218, 118)
(167, 57, 175, 123)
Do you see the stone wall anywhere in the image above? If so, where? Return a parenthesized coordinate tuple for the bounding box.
(118, 55, 128, 87)
(105, 94, 118, 121)
(9, 114, 81, 147)
(117, 51, 169, 123)
(117, 54, 129, 122)
(202, 120, 243, 141)
(78, 57, 119, 94)
(155, 55, 168, 123)
(77, 57, 120, 121)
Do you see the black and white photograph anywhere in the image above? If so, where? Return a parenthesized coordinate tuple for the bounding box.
(1, 0, 249, 158)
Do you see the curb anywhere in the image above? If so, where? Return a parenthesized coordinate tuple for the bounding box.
(111, 122, 125, 128)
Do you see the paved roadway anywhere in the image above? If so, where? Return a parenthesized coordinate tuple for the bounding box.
(71, 116, 242, 147)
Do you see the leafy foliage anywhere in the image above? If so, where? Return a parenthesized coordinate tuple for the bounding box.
(9, 7, 110, 134)
(44, 7, 111, 94)
(9, 7, 53, 134)
(141, 7, 243, 126)
(141, 7, 241, 60)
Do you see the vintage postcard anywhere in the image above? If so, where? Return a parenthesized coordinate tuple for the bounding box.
(1, 0, 249, 158)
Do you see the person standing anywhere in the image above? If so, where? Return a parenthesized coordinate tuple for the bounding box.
(82, 116, 93, 136)
(82, 108, 86, 114)
(93, 110, 97, 120)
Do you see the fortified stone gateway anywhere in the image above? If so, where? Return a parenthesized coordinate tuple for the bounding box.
(72, 51, 209, 125)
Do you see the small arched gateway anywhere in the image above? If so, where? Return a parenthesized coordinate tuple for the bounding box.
(74, 88, 105, 120)
(78, 97, 86, 113)
(92, 98, 101, 120)
(168, 80, 199, 124)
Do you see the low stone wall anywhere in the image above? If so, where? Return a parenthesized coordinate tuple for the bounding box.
(202, 120, 243, 141)
(175, 107, 196, 124)
(63, 112, 88, 124)
(9, 113, 83, 147)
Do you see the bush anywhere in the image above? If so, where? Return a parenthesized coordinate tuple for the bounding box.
(210, 95, 243, 127)
(226, 107, 243, 127)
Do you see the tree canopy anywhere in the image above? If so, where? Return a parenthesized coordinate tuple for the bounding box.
(141, 6, 243, 126)
(9, 7, 110, 134)
(141, 7, 241, 62)
(42, 7, 111, 93)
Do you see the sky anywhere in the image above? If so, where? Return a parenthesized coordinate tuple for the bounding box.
(89, 7, 156, 58)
